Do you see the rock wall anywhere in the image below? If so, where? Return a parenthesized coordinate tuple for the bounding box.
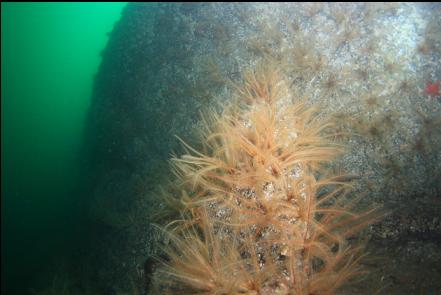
(82, 3, 441, 294)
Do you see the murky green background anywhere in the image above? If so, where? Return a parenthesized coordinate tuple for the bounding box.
(1, 3, 126, 293)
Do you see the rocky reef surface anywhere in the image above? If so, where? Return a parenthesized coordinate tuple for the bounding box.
(78, 3, 441, 294)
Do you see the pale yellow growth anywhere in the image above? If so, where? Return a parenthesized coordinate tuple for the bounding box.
(152, 64, 383, 294)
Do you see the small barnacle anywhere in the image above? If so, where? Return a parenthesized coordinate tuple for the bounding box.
(289, 130, 298, 140)
(263, 182, 275, 200)
(324, 75, 337, 90)
(417, 41, 431, 55)
(334, 20, 360, 50)
(356, 68, 370, 80)
(243, 119, 252, 129)
(237, 186, 256, 200)
(383, 57, 401, 74)
(280, 244, 289, 256)
(215, 208, 227, 218)
(367, 125, 381, 139)
(290, 164, 303, 179)
(396, 78, 414, 95)
(363, 94, 381, 110)
(321, 74, 342, 97)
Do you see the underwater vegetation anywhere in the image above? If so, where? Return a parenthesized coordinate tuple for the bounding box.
(150, 63, 384, 294)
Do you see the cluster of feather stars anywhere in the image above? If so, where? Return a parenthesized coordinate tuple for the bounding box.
(150, 63, 384, 295)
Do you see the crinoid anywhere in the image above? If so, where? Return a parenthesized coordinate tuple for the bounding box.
(152, 63, 384, 294)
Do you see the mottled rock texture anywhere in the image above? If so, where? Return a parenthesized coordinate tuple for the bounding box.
(83, 3, 441, 294)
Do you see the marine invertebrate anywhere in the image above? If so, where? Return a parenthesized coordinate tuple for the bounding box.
(283, 35, 326, 82)
(425, 81, 440, 98)
(417, 41, 430, 55)
(152, 64, 383, 294)
(333, 19, 360, 52)
(411, 108, 441, 161)
(320, 67, 349, 99)
(383, 57, 401, 75)
(363, 94, 381, 110)
(396, 78, 414, 96)
(349, 112, 397, 144)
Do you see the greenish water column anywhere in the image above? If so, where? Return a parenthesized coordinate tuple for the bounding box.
(1, 3, 126, 293)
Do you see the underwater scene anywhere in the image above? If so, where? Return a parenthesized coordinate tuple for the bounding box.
(2, 2, 441, 295)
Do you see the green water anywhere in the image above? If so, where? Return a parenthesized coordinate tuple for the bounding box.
(1, 3, 127, 293)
